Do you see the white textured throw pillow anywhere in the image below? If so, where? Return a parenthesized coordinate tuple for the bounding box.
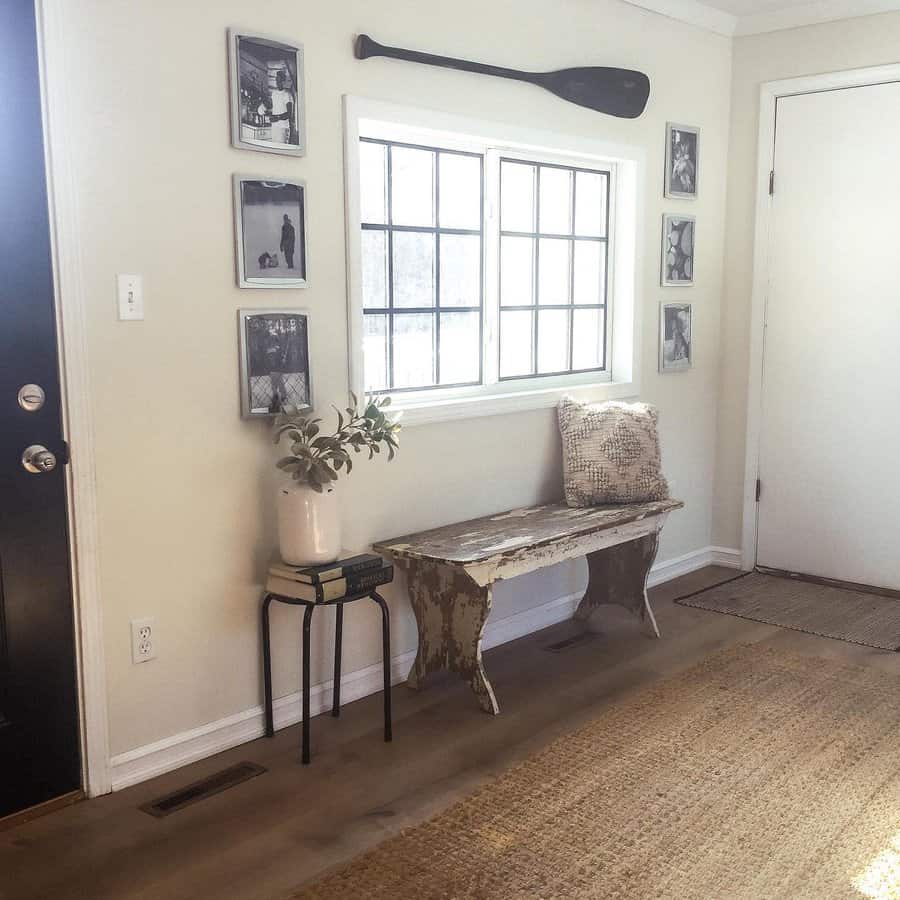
(558, 397, 670, 507)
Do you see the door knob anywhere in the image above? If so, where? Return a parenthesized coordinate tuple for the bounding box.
(22, 444, 57, 474)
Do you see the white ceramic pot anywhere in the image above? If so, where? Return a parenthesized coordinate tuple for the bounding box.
(276, 480, 342, 565)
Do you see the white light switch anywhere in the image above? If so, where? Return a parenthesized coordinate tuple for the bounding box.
(117, 274, 144, 320)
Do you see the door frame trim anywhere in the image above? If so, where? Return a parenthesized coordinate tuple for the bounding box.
(742, 62, 900, 570)
(35, 0, 111, 797)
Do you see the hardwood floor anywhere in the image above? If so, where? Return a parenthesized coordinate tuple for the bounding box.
(2, 566, 898, 900)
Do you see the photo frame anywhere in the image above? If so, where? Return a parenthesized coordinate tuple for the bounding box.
(661, 213, 695, 287)
(659, 302, 692, 373)
(228, 29, 306, 157)
(664, 123, 699, 199)
(233, 175, 308, 289)
(238, 309, 312, 417)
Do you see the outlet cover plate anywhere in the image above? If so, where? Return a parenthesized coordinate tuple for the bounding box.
(131, 616, 156, 664)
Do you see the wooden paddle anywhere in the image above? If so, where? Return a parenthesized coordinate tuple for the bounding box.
(354, 34, 650, 120)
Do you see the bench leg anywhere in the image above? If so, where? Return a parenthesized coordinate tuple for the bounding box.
(641, 587, 661, 638)
(575, 531, 662, 638)
(406, 643, 428, 692)
(399, 558, 499, 715)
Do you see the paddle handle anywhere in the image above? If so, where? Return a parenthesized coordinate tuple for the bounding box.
(354, 34, 539, 87)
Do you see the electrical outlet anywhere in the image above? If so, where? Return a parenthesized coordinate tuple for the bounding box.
(131, 617, 157, 664)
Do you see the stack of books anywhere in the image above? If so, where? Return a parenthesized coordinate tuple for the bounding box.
(266, 553, 393, 603)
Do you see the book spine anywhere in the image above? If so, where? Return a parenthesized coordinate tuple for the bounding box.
(345, 566, 393, 594)
(341, 558, 383, 578)
(269, 558, 382, 585)
(307, 557, 382, 585)
(317, 566, 394, 602)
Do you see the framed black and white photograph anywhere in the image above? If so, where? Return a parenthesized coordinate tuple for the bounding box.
(238, 309, 311, 417)
(665, 122, 700, 200)
(661, 214, 695, 286)
(665, 123, 699, 199)
(229, 29, 305, 156)
(659, 303, 692, 373)
(233, 175, 307, 289)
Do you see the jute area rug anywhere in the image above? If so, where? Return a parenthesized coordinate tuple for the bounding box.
(289, 645, 900, 900)
(676, 572, 900, 652)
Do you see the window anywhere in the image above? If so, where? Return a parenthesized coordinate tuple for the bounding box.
(360, 139, 484, 392)
(498, 160, 610, 379)
(345, 98, 641, 423)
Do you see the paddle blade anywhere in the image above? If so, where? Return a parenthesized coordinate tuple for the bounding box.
(541, 67, 650, 119)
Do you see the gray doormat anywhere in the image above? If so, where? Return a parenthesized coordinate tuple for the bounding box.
(676, 571, 900, 651)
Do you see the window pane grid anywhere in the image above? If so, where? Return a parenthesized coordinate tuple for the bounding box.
(499, 230, 607, 241)
(568, 178, 576, 371)
(360, 138, 484, 393)
(434, 152, 441, 386)
(533, 167, 541, 373)
(498, 158, 610, 381)
(387, 143, 395, 387)
(362, 224, 481, 235)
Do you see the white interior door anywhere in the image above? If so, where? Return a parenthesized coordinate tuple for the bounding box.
(757, 82, 900, 590)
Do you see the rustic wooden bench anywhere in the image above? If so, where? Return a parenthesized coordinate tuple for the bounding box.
(373, 498, 683, 715)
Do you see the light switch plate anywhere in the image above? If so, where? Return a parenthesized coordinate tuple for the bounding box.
(117, 274, 144, 320)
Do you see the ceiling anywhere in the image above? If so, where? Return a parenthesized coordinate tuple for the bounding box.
(622, 0, 900, 35)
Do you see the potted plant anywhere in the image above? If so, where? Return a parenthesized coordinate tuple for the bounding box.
(273, 393, 400, 565)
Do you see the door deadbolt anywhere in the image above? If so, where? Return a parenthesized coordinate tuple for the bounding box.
(22, 444, 57, 474)
(17, 384, 46, 412)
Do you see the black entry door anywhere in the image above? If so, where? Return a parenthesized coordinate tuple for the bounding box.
(0, 0, 81, 818)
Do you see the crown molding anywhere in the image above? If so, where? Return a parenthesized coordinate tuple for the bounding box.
(621, 0, 737, 35)
(735, 0, 900, 35)
(622, 0, 900, 37)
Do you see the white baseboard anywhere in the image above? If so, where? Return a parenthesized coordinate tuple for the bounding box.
(109, 544, 741, 791)
(648, 544, 742, 586)
(708, 546, 743, 569)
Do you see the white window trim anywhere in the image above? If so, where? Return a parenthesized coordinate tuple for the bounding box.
(343, 95, 645, 426)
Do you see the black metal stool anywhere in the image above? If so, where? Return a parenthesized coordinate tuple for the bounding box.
(261, 589, 392, 764)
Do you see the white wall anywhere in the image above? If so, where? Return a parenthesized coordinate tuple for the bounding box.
(713, 11, 900, 551)
(47, 0, 732, 765)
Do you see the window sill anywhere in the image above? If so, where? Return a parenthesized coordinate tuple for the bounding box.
(390, 379, 638, 427)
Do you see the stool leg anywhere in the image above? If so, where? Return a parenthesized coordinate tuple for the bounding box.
(301, 603, 314, 764)
(372, 592, 392, 743)
(262, 594, 275, 738)
(332, 603, 343, 717)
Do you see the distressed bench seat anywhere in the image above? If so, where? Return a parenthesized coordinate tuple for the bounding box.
(373, 498, 683, 715)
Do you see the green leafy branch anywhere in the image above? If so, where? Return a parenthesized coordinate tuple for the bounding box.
(273, 393, 401, 493)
